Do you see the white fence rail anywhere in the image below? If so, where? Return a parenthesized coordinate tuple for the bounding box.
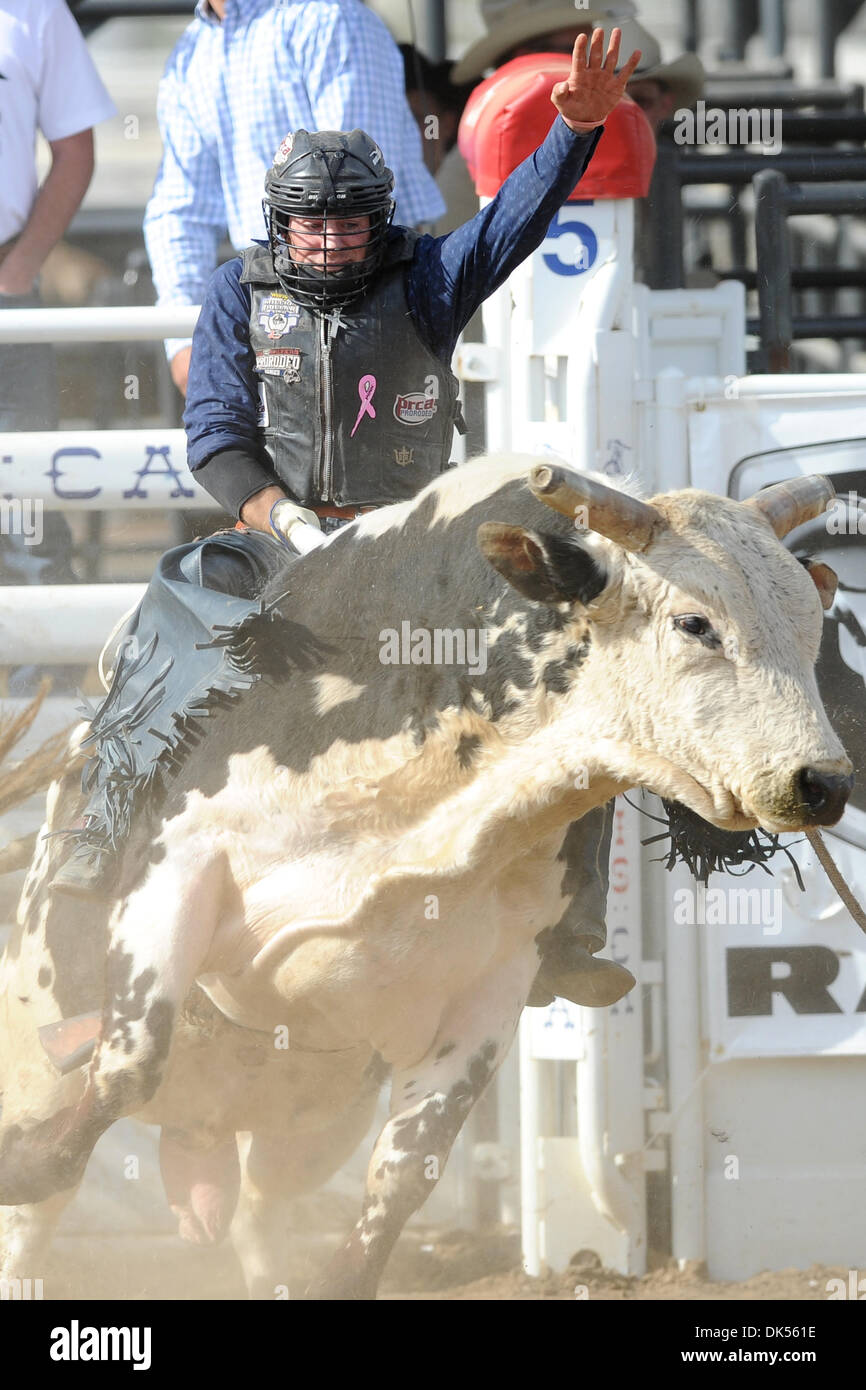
(0, 309, 211, 515)
(0, 431, 207, 509)
(0, 306, 200, 344)
(0, 585, 144, 664)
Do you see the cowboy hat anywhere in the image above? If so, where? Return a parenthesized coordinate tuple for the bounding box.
(451, 0, 704, 108)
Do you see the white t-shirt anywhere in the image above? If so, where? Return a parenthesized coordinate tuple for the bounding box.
(0, 0, 116, 243)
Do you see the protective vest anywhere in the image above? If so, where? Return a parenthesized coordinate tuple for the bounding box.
(241, 236, 463, 507)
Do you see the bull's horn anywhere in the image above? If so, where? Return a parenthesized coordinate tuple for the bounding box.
(746, 475, 836, 538)
(529, 464, 662, 553)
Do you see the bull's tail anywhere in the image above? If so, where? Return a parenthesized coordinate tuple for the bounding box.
(0, 682, 83, 875)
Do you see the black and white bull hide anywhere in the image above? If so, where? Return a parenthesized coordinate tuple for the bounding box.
(0, 456, 852, 1299)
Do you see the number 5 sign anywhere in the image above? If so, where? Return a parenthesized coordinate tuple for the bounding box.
(541, 208, 599, 277)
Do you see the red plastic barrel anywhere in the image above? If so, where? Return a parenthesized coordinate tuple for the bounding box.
(458, 53, 656, 201)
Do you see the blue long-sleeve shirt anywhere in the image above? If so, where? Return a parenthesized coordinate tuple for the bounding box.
(185, 116, 602, 512)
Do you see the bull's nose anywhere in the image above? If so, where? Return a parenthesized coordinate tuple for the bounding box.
(797, 768, 854, 825)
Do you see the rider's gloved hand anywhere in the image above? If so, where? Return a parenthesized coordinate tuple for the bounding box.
(269, 498, 322, 551)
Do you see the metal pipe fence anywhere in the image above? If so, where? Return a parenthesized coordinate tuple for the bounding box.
(753, 168, 866, 369)
(647, 142, 866, 291)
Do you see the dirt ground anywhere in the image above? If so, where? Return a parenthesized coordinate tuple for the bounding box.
(39, 1228, 847, 1302)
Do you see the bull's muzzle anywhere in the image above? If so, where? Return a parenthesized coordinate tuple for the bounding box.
(797, 767, 854, 826)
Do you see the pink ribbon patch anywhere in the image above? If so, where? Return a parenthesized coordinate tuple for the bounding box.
(350, 373, 377, 437)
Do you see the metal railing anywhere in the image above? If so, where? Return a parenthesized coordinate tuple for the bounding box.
(753, 170, 866, 369)
(645, 80, 866, 373)
(646, 140, 866, 292)
(691, 0, 866, 78)
(701, 79, 864, 111)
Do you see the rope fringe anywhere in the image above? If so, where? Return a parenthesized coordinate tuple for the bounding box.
(631, 795, 806, 891)
(61, 594, 294, 854)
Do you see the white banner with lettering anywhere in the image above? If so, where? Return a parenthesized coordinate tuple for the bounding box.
(702, 833, 866, 1058)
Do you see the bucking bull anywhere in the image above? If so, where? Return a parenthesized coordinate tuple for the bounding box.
(0, 456, 852, 1299)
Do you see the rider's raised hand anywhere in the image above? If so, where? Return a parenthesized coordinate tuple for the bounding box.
(551, 27, 642, 132)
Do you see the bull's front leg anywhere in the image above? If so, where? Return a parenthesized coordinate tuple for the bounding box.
(0, 843, 225, 1206)
(307, 948, 538, 1301)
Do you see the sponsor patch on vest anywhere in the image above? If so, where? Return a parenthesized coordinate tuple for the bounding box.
(255, 348, 301, 382)
(393, 391, 439, 426)
(258, 294, 300, 340)
(393, 446, 414, 466)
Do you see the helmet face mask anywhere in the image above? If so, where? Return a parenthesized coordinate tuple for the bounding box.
(264, 204, 395, 310)
(263, 130, 396, 310)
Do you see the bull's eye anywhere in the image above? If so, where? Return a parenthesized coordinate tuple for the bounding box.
(674, 614, 710, 638)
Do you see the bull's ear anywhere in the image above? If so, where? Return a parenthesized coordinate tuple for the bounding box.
(803, 559, 838, 611)
(477, 522, 607, 606)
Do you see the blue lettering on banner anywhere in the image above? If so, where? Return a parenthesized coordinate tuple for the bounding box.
(541, 210, 598, 277)
(542, 999, 576, 1031)
(122, 446, 195, 501)
(48, 447, 103, 501)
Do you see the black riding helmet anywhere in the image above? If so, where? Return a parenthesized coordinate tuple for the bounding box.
(262, 129, 396, 310)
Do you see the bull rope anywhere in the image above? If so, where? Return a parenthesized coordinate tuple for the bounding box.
(806, 828, 866, 936)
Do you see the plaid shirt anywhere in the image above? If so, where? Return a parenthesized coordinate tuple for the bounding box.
(143, 0, 445, 360)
